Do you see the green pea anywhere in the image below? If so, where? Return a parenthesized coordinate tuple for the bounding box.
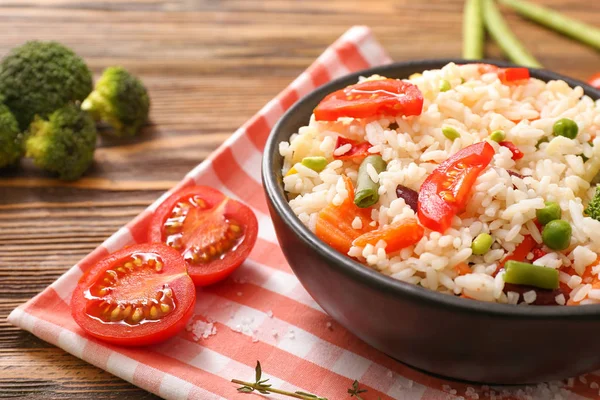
(536, 201, 561, 225)
(552, 118, 578, 139)
(301, 156, 327, 172)
(542, 219, 572, 250)
(503, 260, 559, 290)
(439, 79, 451, 92)
(489, 130, 506, 142)
(471, 233, 494, 255)
(442, 126, 460, 141)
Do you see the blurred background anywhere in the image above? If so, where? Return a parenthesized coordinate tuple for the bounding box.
(0, 0, 598, 398)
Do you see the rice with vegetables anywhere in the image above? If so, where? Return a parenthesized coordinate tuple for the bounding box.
(280, 62, 600, 306)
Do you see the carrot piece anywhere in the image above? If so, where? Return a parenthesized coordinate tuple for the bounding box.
(454, 262, 471, 276)
(494, 235, 536, 276)
(315, 176, 372, 254)
(352, 218, 424, 253)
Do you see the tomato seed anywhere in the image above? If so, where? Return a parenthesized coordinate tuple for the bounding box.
(132, 308, 143, 323)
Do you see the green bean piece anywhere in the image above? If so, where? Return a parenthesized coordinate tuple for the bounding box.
(500, 0, 600, 51)
(442, 126, 461, 141)
(542, 219, 572, 250)
(439, 79, 452, 92)
(503, 260, 559, 290)
(463, 0, 485, 59)
(536, 201, 561, 225)
(552, 118, 578, 139)
(354, 155, 387, 208)
(472, 233, 494, 255)
(489, 130, 506, 142)
(482, 0, 542, 68)
(301, 156, 327, 172)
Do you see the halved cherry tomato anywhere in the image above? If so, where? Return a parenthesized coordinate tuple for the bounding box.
(352, 218, 424, 253)
(499, 141, 524, 160)
(71, 243, 196, 346)
(587, 73, 600, 90)
(314, 79, 423, 121)
(418, 142, 495, 232)
(149, 186, 258, 286)
(333, 136, 372, 161)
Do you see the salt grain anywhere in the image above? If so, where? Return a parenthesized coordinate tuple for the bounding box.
(266, 310, 274, 318)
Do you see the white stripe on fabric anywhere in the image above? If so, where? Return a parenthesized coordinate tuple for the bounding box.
(107, 352, 139, 382)
(159, 375, 194, 400)
(288, 72, 315, 99)
(102, 227, 134, 253)
(50, 264, 83, 304)
(58, 330, 88, 359)
(355, 33, 393, 67)
(331, 350, 372, 380)
(229, 132, 263, 184)
(234, 259, 323, 312)
(261, 98, 285, 128)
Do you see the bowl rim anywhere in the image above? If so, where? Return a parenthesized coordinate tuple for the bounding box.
(262, 58, 600, 318)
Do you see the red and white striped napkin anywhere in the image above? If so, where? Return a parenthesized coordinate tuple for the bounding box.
(8, 26, 600, 400)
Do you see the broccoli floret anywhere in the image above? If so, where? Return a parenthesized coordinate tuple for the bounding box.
(25, 104, 97, 181)
(81, 66, 150, 137)
(0, 103, 22, 168)
(585, 186, 600, 221)
(0, 41, 93, 130)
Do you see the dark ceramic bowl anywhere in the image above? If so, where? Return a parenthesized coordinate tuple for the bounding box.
(262, 59, 600, 384)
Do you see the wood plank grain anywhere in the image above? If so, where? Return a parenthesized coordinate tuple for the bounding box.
(0, 0, 599, 398)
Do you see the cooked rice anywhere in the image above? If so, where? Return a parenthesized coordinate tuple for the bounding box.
(280, 62, 600, 305)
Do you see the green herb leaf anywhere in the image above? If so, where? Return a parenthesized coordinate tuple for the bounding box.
(255, 361, 262, 382)
(237, 386, 254, 393)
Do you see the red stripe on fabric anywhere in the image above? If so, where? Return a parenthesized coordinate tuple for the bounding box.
(210, 147, 269, 215)
(245, 115, 271, 151)
(308, 61, 331, 88)
(185, 322, 392, 400)
(334, 40, 370, 72)
(249, 237, 291, 273)
(77, 246, 109, 273)
(278, 88, 299, 111)
(126, 210, 152, 244)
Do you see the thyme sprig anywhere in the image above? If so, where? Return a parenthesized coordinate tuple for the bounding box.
(232, 361, 328, 400)
(348, 380, 368, 399)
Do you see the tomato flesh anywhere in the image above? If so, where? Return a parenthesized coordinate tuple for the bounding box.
(314, 79, 423, 121)
(499, 141, 524, 160)
(333, 136, 372, 161)
(418, 142, 495, 232)
(71, 243, 195, 346)
(588, 73, 600, 90)
(498, 67, 530, 84)
(149, 186, 258, 286)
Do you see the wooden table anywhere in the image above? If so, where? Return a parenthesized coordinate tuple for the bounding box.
(0, 0, 598, 398)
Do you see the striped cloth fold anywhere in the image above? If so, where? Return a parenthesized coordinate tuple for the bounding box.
(8, 26, 598, 400)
